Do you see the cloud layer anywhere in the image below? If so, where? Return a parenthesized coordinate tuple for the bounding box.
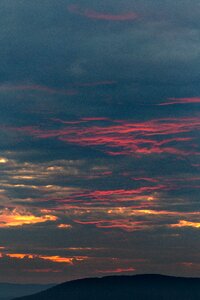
(0, 0, 200, 283)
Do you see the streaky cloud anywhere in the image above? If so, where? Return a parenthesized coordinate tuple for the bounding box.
(0, 84, 77, 95)
(73, 81, 117, 87)
(10, 117, 200, 157)
(159, 97, 200, 106)
(97, 267, 136, 274)
(68, 5, 139, 21)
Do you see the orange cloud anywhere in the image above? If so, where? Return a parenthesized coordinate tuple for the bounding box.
(3, 253, 88, 264)
(57, 224, 72, 229)
(6, 253, 34, 259)
(39, 255, 74, 264)
(40, 255, 88, 264)
(0, 210, 57, 227)
(171, 220, 200, 229)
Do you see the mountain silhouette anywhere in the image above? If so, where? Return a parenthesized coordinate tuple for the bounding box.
(13, 274, 200, 300)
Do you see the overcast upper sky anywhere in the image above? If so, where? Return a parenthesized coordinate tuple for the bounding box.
(0, 0, 200, 283)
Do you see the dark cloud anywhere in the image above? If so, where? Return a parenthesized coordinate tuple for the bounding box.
(0, 0, 200, 283)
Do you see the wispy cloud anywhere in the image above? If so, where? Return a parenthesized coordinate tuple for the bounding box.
(159, 97, 200, 106)
(68, 5, 139, 21)
(11, 117, 200, 157)
(74, 219, 153, 232)
(73, 81, 117, 87)
(97, 267, 136, 274)
(1, 0, 200, 282)
(0, 84, 77, 95)
(73, 209, 200, 232)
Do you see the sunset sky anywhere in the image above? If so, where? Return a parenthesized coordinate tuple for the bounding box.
(0, 0, 200, 283)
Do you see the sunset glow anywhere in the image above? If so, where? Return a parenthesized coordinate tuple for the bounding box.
(0, 0, 200, 284)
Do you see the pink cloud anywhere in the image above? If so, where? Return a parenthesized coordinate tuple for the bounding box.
(74, 219, 153, 232)
(159, 97, 200, 106)
(192, 164, 200, 168)
(82, 185, 166, 199)
(131, 177, 159, 183)
(68, 5, 139, 21)
(81, 117, 109, 121)
(97, 267, 136, 274)
(12, 116, 200, 157)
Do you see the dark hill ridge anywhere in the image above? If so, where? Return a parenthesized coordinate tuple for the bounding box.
(14, 274, 200, 300)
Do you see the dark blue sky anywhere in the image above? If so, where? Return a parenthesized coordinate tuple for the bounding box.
(0, 0, 200, 283)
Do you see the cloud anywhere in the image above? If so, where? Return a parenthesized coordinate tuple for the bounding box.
(72, 208, 200, 232)
(39, 255, 88, 264)
(159, 97, 200, 106)
(0, 209, 57, 228)
(73, 81, 117, 87)
(74, 219, 153, 232)
(0, 157, 8, 163)
(170, 220, 200, 229)
(0, 0, 200, 282)
(58, 224, 73, 229)
(10, 117, 200, 157)
(2, 253, 88, 265)
(68, 5, 139, 21)
(0, 83, 77, 96)
(26, 268, 61, 273)
(97, 267, 136, 274)
(70, 185, 165, 205)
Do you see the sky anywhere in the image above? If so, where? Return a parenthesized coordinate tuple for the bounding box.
(0, 0, 200, 284)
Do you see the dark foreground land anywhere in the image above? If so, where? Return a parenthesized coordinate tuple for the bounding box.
(13, 274, 200, 300)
